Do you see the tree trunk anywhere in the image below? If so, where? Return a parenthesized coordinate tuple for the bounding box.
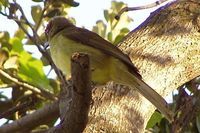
(84, 0, 200, 132)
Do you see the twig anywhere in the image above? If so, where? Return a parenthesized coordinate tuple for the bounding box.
(0, 83, 16, 89)
(0, 101, 59, 133)
(0, 100, 34, 119)
(35, 1, 48, 32)
(1, 1, 67, 91)
(0, 11, 8, 17)
(0, 69, 56, 100)
(13, 0, 35, 34)
(12, 1, 66, 85)
(115, 0, 170, 20)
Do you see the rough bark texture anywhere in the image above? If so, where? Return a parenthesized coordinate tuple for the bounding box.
(48, 53, 92, 133)
(83, 0, 200, 133)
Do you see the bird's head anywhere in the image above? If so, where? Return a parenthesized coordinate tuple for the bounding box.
(45, 16, 74, 40)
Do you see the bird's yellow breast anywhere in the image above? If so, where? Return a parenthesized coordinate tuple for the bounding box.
(49, 33, 112, 84)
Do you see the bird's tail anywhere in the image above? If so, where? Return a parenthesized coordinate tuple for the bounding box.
(111, 61, 174, 122)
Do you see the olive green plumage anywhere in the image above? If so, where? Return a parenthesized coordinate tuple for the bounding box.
(46, 16, 173, 121)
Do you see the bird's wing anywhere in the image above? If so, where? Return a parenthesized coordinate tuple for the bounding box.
(61, 26, 141, 78)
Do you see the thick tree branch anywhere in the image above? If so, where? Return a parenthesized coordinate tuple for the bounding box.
(1, 0, 199, 132)
(83, 0, 200, 132)
(48, 53, 92, 133)
(0, 101, 59, 133)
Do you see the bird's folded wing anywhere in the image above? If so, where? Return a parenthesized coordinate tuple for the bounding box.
(61, 27, 141, 78)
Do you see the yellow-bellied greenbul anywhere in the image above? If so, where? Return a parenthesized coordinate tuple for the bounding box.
(45, 16, 173, 121)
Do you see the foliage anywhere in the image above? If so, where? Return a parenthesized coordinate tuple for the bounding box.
(92, 1, 132, 44)
(0, 0, 133, 130)
(0, 0, 200, 132)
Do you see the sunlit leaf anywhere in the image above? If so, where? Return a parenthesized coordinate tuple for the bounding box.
(113, 28, 129, 44)
(0, 32, 11, 50)
(18, 51, 53, 91)
(92, 20, 106, 39)
(93, 1, 131, 43)
(146, 111, 163, 128)
(9, 37, 23, 54)
(0, 0, 9, 7)
(0, 48, 9, 67)
(104, 10, 109, 22)
(112, 1, 124, 13)
(0, 32, 10, 43)
(113, 34, 124, 45)
(3, 55, 18, 69)
(9, 38, 53, 91)
(107, 32, 113, 42)
(31, 5, 42, 24)
(14, 29, 25, 41)
(120, 28, 129, 33)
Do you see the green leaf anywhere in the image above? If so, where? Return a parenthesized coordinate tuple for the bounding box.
(0, 0, 9, 7)
(113, 34, 124, 45)
(112, 1, 124, 12)
(14, 29, 25, 41)
(146, 111, 163, 128)
(0, 48, 9, 67)
(107, 32, 113, 43)
(9, 38, 53, 91)
(31, 5, 42, 24)
(120, 28, 129, 33)
(3, 55, 18, 69)
(9, 37, 23, 54)
(18, 51, 53, 91)
(0, 32, 12, 51)
(92, 20, 106, 38)
(113, 28, 129, 44)
(0, 31, 10, 43)
(104, 10, 109, 22)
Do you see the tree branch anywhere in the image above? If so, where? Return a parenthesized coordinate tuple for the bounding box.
(83, 0, 200, 132)
(0, 101, 59, 133)
(0, 69, 56, 100)
(48, 53, 92, 133)
(115, 0, 172, 20)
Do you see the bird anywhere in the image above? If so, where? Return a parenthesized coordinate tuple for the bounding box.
(45, 16, 173, 121)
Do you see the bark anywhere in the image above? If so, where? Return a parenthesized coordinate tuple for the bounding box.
(48, 53, 92, 133)
(0, 101, 59, 133)
(83, 0, 200, 132)
(1, 0, 199, 133)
